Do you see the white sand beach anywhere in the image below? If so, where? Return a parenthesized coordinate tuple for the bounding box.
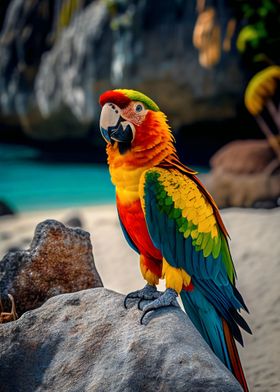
(0, 205, 280, 392)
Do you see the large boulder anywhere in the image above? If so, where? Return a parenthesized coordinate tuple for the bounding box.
(203, 170, 280, 208)
(0, 0, 244, 139)
(36, 0, 243, 130)
(210, 139, 278, 174)
(0, 219, 102, 318)
(0, 288, 242, 392)
(203, 139, 280, 208)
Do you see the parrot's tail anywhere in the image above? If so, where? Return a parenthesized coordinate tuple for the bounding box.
(181, 289, 249, 392)
(222, 318, 249, 392)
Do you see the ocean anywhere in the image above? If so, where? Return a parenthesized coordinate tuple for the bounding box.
(0, 143, 207, 213)
(0, 144, 115, 212)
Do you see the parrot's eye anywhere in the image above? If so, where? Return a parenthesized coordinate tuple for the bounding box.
(135, 104, 143, 113)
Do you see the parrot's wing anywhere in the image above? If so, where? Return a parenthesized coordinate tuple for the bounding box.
(139, 167, 250, 344)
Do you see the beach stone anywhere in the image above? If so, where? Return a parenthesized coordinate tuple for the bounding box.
(204, 170, 280, 208)
(0, 219, 102, 318)
(210, 139, 278, 174)
(205, 139, 280, 208)
(0, 288, 242, 392)
(64, 214, 83, 228)
(0, 200, 15, 217)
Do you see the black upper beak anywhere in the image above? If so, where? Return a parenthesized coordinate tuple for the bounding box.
(110, 119, 134, 143)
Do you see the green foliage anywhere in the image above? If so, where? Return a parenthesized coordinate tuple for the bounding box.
(235, 0, 280, 67)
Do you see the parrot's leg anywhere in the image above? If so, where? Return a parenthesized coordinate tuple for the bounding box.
(123, 255, 162, 309)
(140, 259, 191, 324)
(140, 288, 179, 324)
(124, 284, 162, 309)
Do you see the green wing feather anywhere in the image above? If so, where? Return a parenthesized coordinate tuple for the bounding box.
(140, 167, 235, 282)
(140, 167, 250, 344)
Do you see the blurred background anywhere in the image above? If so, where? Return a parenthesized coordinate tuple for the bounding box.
(0, 2, 280, 391)
(0, 0, 279, 213)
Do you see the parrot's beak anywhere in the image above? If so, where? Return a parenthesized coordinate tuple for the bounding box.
(100, 103, 135, 146)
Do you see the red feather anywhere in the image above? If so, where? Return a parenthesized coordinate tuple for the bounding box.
(99, 90, 131, 109)
(117, 196, 162, 277)
(222, 318, 249, 392)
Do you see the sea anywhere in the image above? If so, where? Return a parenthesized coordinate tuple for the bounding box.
(0, 144, 115, 212)
(0, 143, 206, 213)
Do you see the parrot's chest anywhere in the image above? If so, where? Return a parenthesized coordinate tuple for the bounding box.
(109, 165, 148, 204)
(110, 164, 162, 260)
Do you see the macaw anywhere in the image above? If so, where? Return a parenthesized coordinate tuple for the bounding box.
(99, 89, 251, 391)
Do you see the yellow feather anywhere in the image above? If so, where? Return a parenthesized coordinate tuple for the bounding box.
(162, 258, 191, 293)
(194, 197, 204, 208)
(140, 256, 159, 285)
(211, 226, 218, 238)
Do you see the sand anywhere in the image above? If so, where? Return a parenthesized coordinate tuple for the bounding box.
(0, 205, 279, 392)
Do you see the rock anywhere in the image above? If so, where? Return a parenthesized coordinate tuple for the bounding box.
(6, 246, 20, 253)
(0, 0, 91, 139)
(64, 214, 83, 228)
(0, 232, 11, 241)
(205, 139, 280, 208)
(0, 288, 242, 392)
(204, 169, 280, 208)
(34, 0, 108, 135)
(0, 0, 53, 125)
(0, 200, 15, 216)
(0, 219, 102, 317)
(210, 139, 278, 174)
(253, 198, 280, 209)
(36, 0, 243, 130)
(0, 0, 245, 139)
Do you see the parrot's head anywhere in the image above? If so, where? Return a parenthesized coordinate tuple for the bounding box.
(99, 89, 175, 161)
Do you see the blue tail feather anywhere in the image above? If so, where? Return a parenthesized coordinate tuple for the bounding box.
(181, 288, 232, 371)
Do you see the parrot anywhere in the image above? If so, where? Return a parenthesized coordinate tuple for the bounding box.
(99, 89, 251, 391)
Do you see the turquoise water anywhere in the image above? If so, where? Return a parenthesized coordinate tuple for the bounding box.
(0, 144, 115, 212)
(0, 144, 207, 213)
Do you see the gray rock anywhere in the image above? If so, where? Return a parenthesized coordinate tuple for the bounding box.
(0, 0, 92, 139)
(36, 0, 243, 129)
(0, 288, 242, 392)
(0, 219, 102, 317)
(35, 0, 108, 127)
(0, 0, 53, 118)
(0, 0, 244, 138)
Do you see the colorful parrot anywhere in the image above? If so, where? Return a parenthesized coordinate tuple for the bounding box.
(99, 89, 251, 391)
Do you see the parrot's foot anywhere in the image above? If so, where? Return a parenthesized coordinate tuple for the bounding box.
(124, 284, 161, 309)
(140, 288, 179, 325)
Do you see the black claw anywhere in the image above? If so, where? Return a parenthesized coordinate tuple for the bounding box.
(124, 295, 130, 309)
(137, 298, 144, 310)
(140, 308, 155, 325)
